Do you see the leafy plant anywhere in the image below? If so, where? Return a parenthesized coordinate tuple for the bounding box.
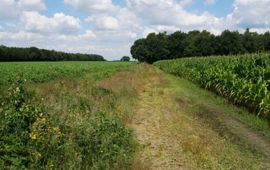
(0, 80, 136, 169)
(0, 80, 42, 169)
(155, 54, 270, 121)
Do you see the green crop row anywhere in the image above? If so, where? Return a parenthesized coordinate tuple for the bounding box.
(155, 54, 270, 121)
(0, 62, 133, 87)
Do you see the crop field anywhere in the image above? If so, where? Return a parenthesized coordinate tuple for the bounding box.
(155, 54, 270, 121)
(1, 60, 270, 169)
(0, 62, 133, 87)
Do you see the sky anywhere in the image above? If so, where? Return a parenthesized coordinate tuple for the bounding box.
(0, 0, 270, 60)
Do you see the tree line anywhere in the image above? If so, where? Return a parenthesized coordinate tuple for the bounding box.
(131, 29, 270, 63)
(0, 45, 105, 61)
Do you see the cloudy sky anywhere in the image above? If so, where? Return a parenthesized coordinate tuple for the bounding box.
(0, 0, 270, 60)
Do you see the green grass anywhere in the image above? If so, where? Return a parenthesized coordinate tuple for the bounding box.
(168, 75, 270, 139)
(163, 74, 270, 169)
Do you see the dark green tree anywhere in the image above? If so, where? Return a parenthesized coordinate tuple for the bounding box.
(219, 30, 244, 55)
(120, 56, 130, 61)
(264, 32, 270, 51)
(0, 46, 105, 61)
(131, 38, 149, 62)
(194, 30, 216, 56)
(168, 31, 186, 58)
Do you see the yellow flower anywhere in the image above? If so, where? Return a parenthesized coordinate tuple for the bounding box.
(37, 117, 46, 124)
(30, 132, 37, 140)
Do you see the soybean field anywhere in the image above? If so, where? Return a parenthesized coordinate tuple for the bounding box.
(0, 62, 133, 87)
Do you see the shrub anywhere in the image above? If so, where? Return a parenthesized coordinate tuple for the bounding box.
(0, 80, 42, 169)
(87, 112, 136, 169)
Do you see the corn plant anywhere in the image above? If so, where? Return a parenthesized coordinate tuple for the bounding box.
(155, 54, 270, 121)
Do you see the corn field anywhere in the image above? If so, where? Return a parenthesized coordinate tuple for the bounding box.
(155, 54, 270, 121)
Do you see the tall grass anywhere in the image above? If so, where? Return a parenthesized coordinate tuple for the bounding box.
(0, 64, 140, 169)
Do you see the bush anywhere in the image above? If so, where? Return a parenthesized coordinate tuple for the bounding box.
(0, 80, 42, 169)
(87, 112, 136, 169)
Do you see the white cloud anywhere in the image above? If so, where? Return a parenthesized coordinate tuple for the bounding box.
(80, 30, 96, 39)
(0, 0, 45, 20)
(0, 0, 20, 19)
(86, 16, 119, 30)
(85, 7, 140, 32)
(204, 0, 216, 5)
(64, 0, 118, 13)
(126, 0, 223, 29)
(229, 0, 270, 28)
(22, 12, 81, 34)
(18, 0, 46, 11)
(179, 0, 194, 7)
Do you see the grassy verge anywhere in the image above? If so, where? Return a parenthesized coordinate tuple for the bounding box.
(164, 74, 270, 169)
(0, 63, 146, 169)
(168, 75, 270, 139)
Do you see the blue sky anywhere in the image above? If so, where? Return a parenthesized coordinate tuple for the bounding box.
(0, 0, 270, 60)
(186, 0, 234, 17)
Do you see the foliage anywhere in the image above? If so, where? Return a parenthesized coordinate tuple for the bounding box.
(0, 80, 42, 169)
(0, 79, 136, 169)
(0, 45, 105, 61)
(120, 56, 131, 62)
(131, 29, 270, 63)
(86, 112, 136, 169)
(155, 54, 270, 121)
(0, 62, 133, 87)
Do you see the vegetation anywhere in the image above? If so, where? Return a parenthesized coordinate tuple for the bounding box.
(131, 29, 270, 63)
(155, 54, 270, 121)
(0, 45, 105, 61)
(120, 56, 130, 62)
(0, 63, 139, 169)
(0, 62, 133, 87)
(163, 74, 270, 169)
(1, 62, 270, 169)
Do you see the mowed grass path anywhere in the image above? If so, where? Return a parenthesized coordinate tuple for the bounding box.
(128, 65, 270, 169)
(92, 64, 270, 169)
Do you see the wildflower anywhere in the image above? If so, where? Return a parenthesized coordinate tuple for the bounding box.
(52, 127, 62, 135)
(37, 117, 46, 123)
(30, 132, 37, 140)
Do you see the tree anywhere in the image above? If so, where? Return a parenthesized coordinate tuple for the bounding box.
(242, 28, 262, 53)
(0, 46, 105, 61)
(194, 30, 216, 56)
(120, 56, 130, 61)
(183, 30, 200, 57)
(219, 30, 244, 55)
(131, 38, 149, 62)
(264, 32, 270, 51)
(168, 31, 186, 58)
(145, 32, 170, 63)
(130, 29, 270, 63)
